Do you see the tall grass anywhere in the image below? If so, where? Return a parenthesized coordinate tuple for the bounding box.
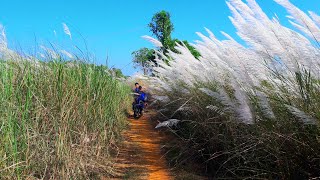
(143, 0, 320, 179)
(0, 57, 130, 179)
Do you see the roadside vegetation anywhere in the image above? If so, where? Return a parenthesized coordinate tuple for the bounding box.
(0, 29, 130, 178)
(139, 0, 320, 179)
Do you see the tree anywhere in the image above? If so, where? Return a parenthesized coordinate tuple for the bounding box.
(170, 39, 201, 60)
(132, 48, 155, 75)
(132, 11, 201, 75)
(110, 68, 125, 78)
(148, 10, 174, 50)
(148, 11, 200, 59)
(183, 40, 201, 59)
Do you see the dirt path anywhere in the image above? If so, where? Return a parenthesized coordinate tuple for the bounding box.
(111, 112, 173, 180)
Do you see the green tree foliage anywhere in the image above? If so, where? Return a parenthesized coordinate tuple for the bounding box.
(111, 67, 125, 78)
(147, 11, 201, 59)
(132, 48, 155, 75)
(170, 39, 201, 59)
(132, 11, 201, 74)
(148, 10, 174, 50)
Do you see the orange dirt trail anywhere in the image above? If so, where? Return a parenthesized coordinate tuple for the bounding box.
(112, 112, 173, 180)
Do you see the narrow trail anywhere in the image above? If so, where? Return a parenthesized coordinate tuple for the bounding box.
(111, 111, 173, 180)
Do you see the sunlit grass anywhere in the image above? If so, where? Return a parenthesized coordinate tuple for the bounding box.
(142, 0, 320, 178)
(0, 58, 130, 179)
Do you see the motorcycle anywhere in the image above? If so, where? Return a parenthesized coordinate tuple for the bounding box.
(131, 92, 147, 119)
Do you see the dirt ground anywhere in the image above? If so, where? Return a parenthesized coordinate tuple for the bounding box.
(110, 111, 173, 180)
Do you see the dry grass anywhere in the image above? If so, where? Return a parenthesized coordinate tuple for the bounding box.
(0, 59, 131, 179)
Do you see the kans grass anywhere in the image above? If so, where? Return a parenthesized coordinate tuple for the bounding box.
(143, 0, 320, 179)
(0, 58, 131, 179)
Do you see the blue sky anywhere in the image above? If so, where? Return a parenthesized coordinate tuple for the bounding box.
(0, 0, 319, 75)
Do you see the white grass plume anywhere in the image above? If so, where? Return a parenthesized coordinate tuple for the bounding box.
(256, 91, 275, 119)
(155, 119, 180, 129)
(62, 23, 72, 40)
(40, 45, 58, 59)
(0, 24, 7, 48)
(152, 95, 170, 103)
(0, 24, 19, 59)
(142, 35, 163, 48)
(60, 50, 73, 59)
(232, 81, 254, 124)
(206, 105, 224, 116)
(143, 0, 320, 126)
(285, 105, 317, 125)
(199, 88, 234, 109)
(274, 0, 320, 41)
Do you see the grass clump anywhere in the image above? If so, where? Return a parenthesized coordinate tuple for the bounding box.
(142, 0, 320, 179)
(0, 58, 131, 179)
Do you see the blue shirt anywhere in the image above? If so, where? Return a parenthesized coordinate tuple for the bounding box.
(136, 92, 147, 103)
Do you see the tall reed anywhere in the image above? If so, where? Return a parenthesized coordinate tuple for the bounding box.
(0, 58, 130, 179)
(143, 0, 320, 178)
